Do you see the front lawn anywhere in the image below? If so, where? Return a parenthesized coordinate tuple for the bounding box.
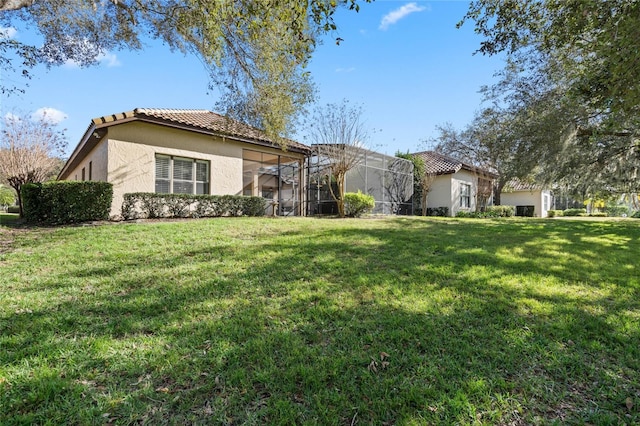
(1, 217, 638, 424)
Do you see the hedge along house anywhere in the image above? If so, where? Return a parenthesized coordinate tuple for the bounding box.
(411, 151, 498, 217)
(58, 108, 311, 218)
(307, 145, 414, 215)
(500, 179, 553, 217)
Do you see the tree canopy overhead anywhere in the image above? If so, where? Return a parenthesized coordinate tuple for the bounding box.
(458, 0, 640, 199)
(461, 0, 640, 121)
(0, 0, 367, 142)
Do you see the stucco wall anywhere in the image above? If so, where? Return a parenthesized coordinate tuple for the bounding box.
(425, 170, 481, 216)
(63, 139, 108, 183)
(501, 189, 551, 217)
(450, 170, 477, 216)
(427, 175, 453, 215)
(102, 121, 304, 218)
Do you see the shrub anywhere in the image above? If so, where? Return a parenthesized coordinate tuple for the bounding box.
(603, 206, 629, 217)
(563, 208, 587, 217)
(485, 205, 515, 217)
(455, 211, 473, 218)
(455, 206, 515, 219)
(343, 191, 375, 218)
(632, 211, 640, 219)
(121, 193, 266, 220)
(589, 212, 607, 217)
(21, 181, 113, 225)
(547, 210, 563, 217)
(426, 207, 449, 217)
(7, 205, 20, 214)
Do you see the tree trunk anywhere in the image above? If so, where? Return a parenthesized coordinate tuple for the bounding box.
(327, 171, 346, 217)
(337, 177, 346, 218)
(421, 193, 428, 216)
(493, 180, 506, 206)
(7, 179, 23, 218)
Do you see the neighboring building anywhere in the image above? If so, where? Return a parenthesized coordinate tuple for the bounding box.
(307, 146, 414, 215)
(411, 151, 498, 217)
(501, 180, 553, 217)
(58, 108, 311, 218)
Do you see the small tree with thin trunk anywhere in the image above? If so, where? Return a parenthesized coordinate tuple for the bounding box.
(309, 100, 368, 218)
(0, 111, 66, 217)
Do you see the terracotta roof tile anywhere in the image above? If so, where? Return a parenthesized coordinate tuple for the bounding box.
(411, 151, 464, 174)
(410, 150, 498, 178)
(503, 179, 543, 191)
(93, 108, 311, 153)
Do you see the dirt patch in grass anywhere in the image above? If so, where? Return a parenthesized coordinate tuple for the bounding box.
(0, 228, 21, 254)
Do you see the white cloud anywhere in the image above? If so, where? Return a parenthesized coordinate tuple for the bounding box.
(4, 112, 21, 123)
(379, 2, 428, 31)
(32, 108, 68, 124)
(0, 26, 17, 39)
(96, 51, 121, 67)
(63, 51, 121, 69)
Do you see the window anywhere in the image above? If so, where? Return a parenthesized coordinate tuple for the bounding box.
(460, 183, 471, 208)
(81, 167, 86, 181)
(155, 154, 209, 195)
(88, 161, 93, 181)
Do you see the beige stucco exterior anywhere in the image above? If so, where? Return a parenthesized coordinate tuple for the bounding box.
(61, 120, 306, 218)
(426, 170, 481, 216)
(501, 189, 552, 217)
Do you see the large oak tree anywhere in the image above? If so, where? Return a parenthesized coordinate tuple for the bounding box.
(0, 0, 367, 143)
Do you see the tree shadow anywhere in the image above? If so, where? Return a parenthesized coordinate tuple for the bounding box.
(2, 217, 639, 424)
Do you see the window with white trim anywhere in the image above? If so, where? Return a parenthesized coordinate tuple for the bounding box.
(460, 183, 471, 208)
(155, 155, 210, 195)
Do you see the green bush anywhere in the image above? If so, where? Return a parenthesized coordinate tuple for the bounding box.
(603, 206, 629, 217)
(21, 181, 113, 225)
(456, 205, 515, 219)
(455, 211, 474, 218)
(6, 205, 20, 214)
(547, 209, 563, 217)
(343, 191, 375, 218)
(589, 212, 607, 217)
(122, 193, 266, 220)
(563, 208, 587, 217)
(632, 211, 640, 218)
(485, 205, 515, 217)
(426, 207, 449, 217)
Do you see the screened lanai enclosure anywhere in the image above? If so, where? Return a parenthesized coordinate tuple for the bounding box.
(306, 146, 414, 215)
(242, 149, 304, 216)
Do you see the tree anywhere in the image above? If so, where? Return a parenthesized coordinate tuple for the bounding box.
(461, 0, 640, 121)
(309, 100, 369, 218)
(395, 152, 436, 215)
(0, 0, 368, 143)
(0, 183, 14, 206)
(0, 111, 66, 217)
(383, 156, 413, 215)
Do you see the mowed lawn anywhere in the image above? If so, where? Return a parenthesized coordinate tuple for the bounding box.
(1, 217, 638, 425)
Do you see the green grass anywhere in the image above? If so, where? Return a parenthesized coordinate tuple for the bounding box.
(1, 217, 638, 425)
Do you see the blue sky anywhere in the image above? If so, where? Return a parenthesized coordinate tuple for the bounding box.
(1, 1, 505, 158)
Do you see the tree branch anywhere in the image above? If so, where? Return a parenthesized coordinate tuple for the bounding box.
(0, 0, 34, 11)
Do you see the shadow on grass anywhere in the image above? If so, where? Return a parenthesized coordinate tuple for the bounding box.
(2, 217, 639, 424)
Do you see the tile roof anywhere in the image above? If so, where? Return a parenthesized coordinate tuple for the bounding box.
(410, 151, 498, 178)
(93, 108, 311, 153)
(412, 150, 464, 174)
(503, 179, 543, 192)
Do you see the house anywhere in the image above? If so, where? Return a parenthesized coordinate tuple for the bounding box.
(58, 108, 311, 218)
(411, 151, 498, 217)
(500, 180, 553, 217)
(307, 145, 414, 215)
